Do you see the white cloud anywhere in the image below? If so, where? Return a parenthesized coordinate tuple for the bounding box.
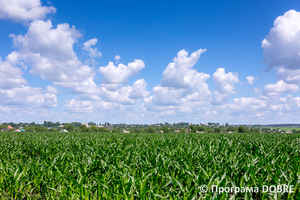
(65, 99, 94, 114)
(45, 85, 58, 94)
(128, 79, 150, 99)
(9, 20, 98, 94)
(276, 67, 300, 84)
(83, 38, 102, 65)
(228, 97, 268, 113)
(0, 0, 56, 22)
(0, 86, 57, 108)
(0, 57, 27, 89)
(161, 49, 207, 88)
(262, 10, 300, 71)
(100, 79, 149, 105)
(145, 49, 212, 114)
(246, 76, 256, 85)
(253, 87, 262, 94)
(98, 60, 145, 88)
(213, 68, 239, 94)
(263, 80, 299, 96)
(211, 68, 239, 104)
(114, 55, 121, 64)
(212, 90, 230, 105)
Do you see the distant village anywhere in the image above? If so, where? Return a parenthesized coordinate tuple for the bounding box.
(1, 121, 299, 133)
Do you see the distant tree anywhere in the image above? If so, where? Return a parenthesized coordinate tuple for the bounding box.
(161, 126, 170, 133)
(139, 128, 145, 133)
(0, 125, 6, 129)
(26, 126, 36, 132)
(189, 124, 196, 133)
(91, 125, 98, 132)
(238, 126, 247, 133)
(197, 126, 205, 132)
(88, 122, 96, 126)
(112, 129, 117, 133)
(214, 128, 222, 133)
(206, 128, 213, 133)
(79, 125, 89, 132)
(146, 127, 155, 133)
(227, 126, 237, 132)
(36, 127, 46, 132)
(179, 128, 185, 133)
(250, 128, 259, 133)
(64, 124, 74, 132)
(169, 127, 175, 133)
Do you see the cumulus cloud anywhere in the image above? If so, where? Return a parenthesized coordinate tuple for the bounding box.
(0, 57, 27, 89)
(211, 68, 239, 104)
(213, 68, 239, 94)
(83, 38, 102, 65)
(114, 55, 121, 64)
(263, 80, 299, 96)
(145, 49, 212, 114)
(100, 79, 149, 105)
(161, 49, 207, 88)
(65, 99, 94, 114)
(45, 85, 58, 94)
(0, 86, 57, 108)
(98, 59, 145, 89)
(253, 87, 262, 94)
(8, 20, 98, 94)
(0, 0, 56, 22)
(128, 79, 150, 99)
(276, 67, 300, 84)
(246, 76, 256, 85)
(262, 10, 300, 71)
(228, 97, 268, 113)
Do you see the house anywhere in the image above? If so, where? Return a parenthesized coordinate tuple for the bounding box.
(174, 130, 180, 133)
(7, 125, 13, 129)
(60, 129, 69, 132)
(1, 128, 9, 131)
(159, 130, 164, 133)
(82, 123, 90, 128)
(58, 125, 64, 128)
(122, 130, 130, 133)
(20, 129, 26, 132)
(14, 129, 21, 132)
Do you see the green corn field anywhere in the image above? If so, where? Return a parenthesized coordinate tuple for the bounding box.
(0, 132, 300, 199)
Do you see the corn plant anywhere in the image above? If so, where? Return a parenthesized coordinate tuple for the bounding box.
(0, 132, 299, 199)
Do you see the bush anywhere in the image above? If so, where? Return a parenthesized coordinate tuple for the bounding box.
(146, 127, 156, 133)
(214, 128, 222, 133)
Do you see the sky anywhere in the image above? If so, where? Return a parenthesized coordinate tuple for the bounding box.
(0, 0, 300, 124)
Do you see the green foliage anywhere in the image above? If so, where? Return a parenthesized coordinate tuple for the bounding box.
(48, 128, 58, 132)
(0, 132, 300, 199)
(179, 128, 185, 133)
(189, 124, 196, 133)
(238, 126, 247, 133)
(146, 126, 155, 133)
(35, 127, 46, 132)
(161, 126, 169, 133)
(197, 126, 205, 132)
(90, 125, 98, 132)
(214, 127, 222, 133)
(63, 123, 74, 132)
(227, 126, 237, 132)
(79, 124, 89, 132)
(111, 128, 117, 133)
(25, 126, 36, 132)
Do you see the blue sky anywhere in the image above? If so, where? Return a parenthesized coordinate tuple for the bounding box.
(0, 0, 300, 124)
